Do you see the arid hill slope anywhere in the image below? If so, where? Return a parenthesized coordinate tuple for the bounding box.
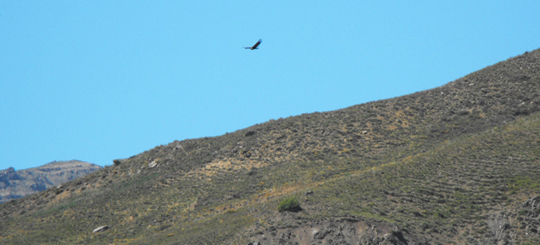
(1, 49, 539, 244)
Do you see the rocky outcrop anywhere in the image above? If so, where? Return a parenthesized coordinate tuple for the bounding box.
(473, 195, 540, 245)
(249, 218, 426, 245)
(0, 160, 101, 203)
(485, 212, 516, 245)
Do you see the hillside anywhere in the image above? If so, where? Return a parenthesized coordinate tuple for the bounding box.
(1, 49, 539, 244)
(0, 160, 101, 203)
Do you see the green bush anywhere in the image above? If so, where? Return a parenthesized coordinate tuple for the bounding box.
(278, 196, 302, 212)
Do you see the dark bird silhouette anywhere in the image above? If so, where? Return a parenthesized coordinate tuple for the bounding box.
(244, 39, 262, 50)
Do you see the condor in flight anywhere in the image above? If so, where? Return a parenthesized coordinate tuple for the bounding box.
(244, 39, 262, 50)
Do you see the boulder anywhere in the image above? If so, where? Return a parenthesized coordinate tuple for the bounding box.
(93, 225, 109, 233)
(148, 160, 159, 168)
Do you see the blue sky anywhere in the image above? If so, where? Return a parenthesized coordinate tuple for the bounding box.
(1, 1, 538, 170)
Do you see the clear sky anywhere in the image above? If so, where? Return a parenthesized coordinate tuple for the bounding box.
(1, 1, 539, 170)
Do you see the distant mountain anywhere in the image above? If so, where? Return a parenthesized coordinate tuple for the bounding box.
(0, 160, 101, 203)
(1, 49, 540, 244)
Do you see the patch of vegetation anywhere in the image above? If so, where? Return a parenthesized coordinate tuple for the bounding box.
(278, 196, 301, 212)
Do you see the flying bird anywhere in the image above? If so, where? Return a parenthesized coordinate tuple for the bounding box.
(244, 39, 262, 50)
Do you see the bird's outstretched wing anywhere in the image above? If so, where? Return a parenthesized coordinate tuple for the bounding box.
(251, 39, 262, 49)
(244, 39, 262, 50)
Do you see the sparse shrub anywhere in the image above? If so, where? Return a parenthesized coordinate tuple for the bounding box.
(278, 196, 301, 212)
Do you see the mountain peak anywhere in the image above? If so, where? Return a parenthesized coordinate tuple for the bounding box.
(0, 160, 101, 203)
